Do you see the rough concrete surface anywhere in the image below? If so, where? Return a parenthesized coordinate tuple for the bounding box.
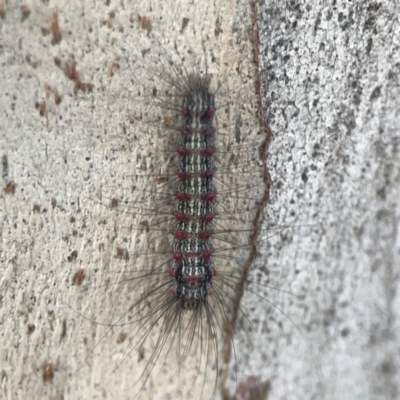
(1, 1, 399, 400)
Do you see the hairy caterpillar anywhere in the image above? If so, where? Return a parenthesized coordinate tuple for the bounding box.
(64, 17, 287, 398)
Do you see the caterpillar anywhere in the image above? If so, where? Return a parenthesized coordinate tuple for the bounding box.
(71, 36, 274, 400)
(65, 7, 307, 400)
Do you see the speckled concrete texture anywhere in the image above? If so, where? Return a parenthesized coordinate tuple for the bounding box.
(1, 1, 399, 400)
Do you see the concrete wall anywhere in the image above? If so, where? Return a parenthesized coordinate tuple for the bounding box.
(1, 1, 399, 399)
